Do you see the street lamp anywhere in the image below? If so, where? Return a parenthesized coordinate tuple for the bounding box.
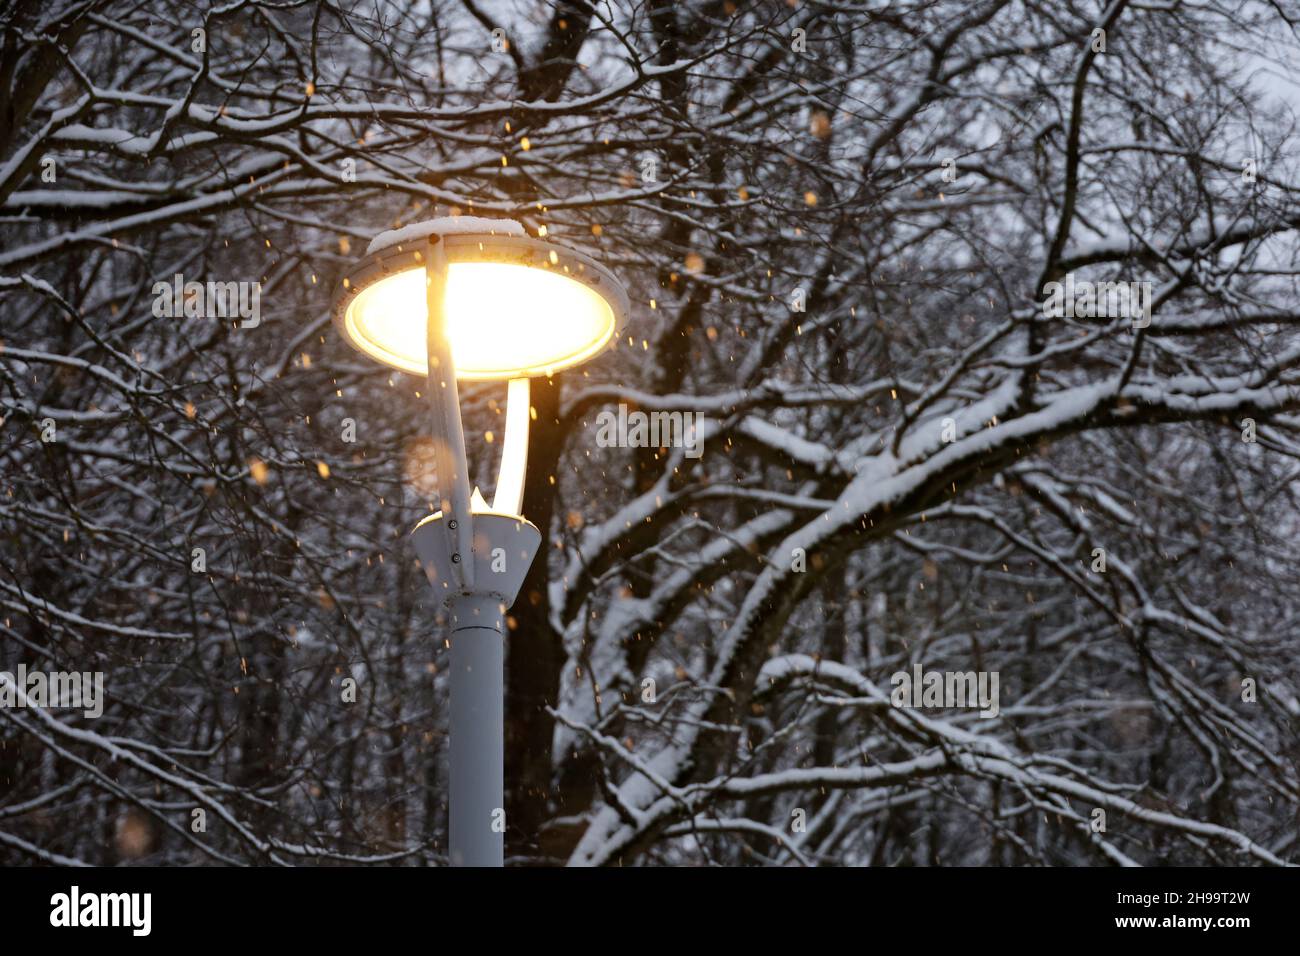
(331, 217, 628, 866)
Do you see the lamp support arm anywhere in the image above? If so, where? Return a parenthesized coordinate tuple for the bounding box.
(425, 236, 475, 588)
(492, 377, 530, 515)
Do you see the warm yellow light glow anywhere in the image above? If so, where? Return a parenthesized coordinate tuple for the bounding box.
(492, 378, 530, 515)
(343, 261, 616, 379)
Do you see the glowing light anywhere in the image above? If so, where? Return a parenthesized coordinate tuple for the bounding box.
(342, 261, 616, 380)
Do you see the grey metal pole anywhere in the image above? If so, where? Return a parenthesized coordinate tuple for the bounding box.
(421, 234, 503, 866)
(448, 593, 505, 867)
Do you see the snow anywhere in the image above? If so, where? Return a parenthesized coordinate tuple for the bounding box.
(8, 3, 1300, 872)
(365, 216, 526, 255)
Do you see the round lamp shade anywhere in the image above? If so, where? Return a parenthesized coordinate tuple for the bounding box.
(333, 232, 627, 380)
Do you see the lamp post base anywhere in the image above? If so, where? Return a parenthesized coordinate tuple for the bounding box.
(410, 511, 541, 868)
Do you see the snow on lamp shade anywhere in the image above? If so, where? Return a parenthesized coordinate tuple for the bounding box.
(342, 260, 618, 380)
